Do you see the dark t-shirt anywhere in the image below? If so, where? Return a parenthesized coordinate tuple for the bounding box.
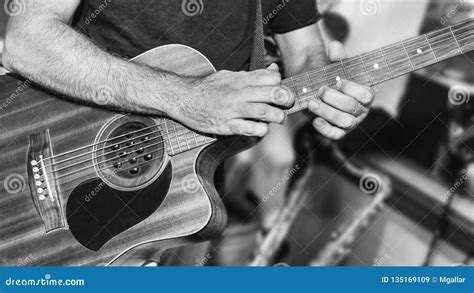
(73, 0, 320, 71)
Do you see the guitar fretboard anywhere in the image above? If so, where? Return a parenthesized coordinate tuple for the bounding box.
(283, 18, 473, 114)
(164, 18, 473, 155)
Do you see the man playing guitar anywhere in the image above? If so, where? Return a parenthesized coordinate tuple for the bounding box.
(2, 0, 374, 140)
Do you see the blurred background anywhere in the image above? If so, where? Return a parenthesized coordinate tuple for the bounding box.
(1, 0, 472, 266)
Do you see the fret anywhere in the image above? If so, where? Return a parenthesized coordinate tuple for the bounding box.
(452, 19, 474, 52)
(342, 56, 370, 85)
(182, 130, 190, 150)
(164, 120, 178, 154)
(170, 121, 183, 153)
(322, 66, 330, 85)
(359, 50, 391, 84)
(381, 43, 413, 78)
(359, 54, 374, 85)
(449, 26, 463, 53)
(424, 34, 438, 62)
(400, 41, 415, 71)
(324, 62, 346, 86)
(426, 26, 461, 61)
(339, 60, 348, 79)
(306, 72, 315, 93)
(162, 120, 174, 154)
(379, 48, 393, 78)
(307, 69, 329, 88)
(192, 132, 199, 148)
(403, 35, 437, 70)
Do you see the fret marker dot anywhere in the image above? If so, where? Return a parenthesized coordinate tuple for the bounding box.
(373, 63, 379, 69)
(302, 87, 308, 93)
(336, 76, 341, 82)
(417, 48, 422, 54)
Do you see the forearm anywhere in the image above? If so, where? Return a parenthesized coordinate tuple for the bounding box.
(276, 25, 329, 78)
(3, 15, 190, 116)
(283, 45, 328, 78)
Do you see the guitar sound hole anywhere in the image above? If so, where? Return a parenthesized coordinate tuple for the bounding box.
(93, 116, 165, 191)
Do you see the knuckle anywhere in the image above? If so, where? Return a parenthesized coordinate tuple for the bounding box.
(274, 109, 285, 123)
(341, 116, 356, 129)
(255, 105, 268, 118)
(269, 71, 282, 83)
(271, 86, 291, 105)
(352, 102, 364, 114)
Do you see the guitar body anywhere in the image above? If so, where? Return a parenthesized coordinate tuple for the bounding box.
(0, 44, 255, 265)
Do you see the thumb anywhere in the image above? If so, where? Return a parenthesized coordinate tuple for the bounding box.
(266, 63, 280, 72)
(328, 41, 347, 62)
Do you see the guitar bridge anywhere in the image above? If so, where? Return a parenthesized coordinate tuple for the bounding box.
(27, 129, 66, 232)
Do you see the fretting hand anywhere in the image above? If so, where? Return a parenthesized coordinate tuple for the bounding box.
(308, 41, 375, 140)
(170, 64, 294, 137)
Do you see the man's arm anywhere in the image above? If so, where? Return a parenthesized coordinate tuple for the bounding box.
(3, 0, 294, 137)
(274, 23, 375, 140)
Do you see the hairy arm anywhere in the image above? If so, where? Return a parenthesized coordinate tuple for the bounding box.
(3, 0, 185, 116)
(2, 0, 294, 137)
(275, 24, 374, 140)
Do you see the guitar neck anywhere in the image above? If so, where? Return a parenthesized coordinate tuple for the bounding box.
(163, 18, 473, 155)
(283, 18, 474, 115)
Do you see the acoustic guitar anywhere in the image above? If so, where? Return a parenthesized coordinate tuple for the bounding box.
(0, 18, 472, 265)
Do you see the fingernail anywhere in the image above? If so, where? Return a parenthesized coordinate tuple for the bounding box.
(309, 100, 320, 110)
(346, 118, 355, 128)
(318, 86, 325, 96)
(314, 118, 325, 129)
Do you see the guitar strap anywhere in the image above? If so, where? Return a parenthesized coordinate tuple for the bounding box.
(249, 0, 265, 71)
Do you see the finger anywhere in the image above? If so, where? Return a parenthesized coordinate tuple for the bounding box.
(228, 120, 269, 137)
(312, 117, 347, 140)
(328, 41, 347, 62)
(266, 63, 279, 72)
(318, 86, 367, 116)
(308, 99, 356, 130)
(243, 86, 294, 108)
(239, 103, 286, 124)
(335, 79, 375, 105)
(248, 69, 281, 86)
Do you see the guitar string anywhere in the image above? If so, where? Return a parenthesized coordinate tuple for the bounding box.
(39, 33, 473, 186)
(39, 31, 473, 175)
(55, 150, 174, 194)
(37, 26, 473, 171)
(289, 24, 473, 89)
(53, 140, 165, 180)
(288, 30, 473, 105)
